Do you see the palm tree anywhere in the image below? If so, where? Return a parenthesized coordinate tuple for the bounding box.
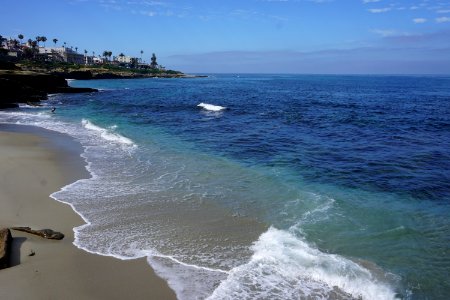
(29, 40, 38, 58)
(35, 36, 41, 47)
(18, 34, 24, 45)
(140, 50, 143, 62)
(53, 38, 58, 47)
(118, 52, 125, 63)
(84, 49, 88, 65)
(12, 39, 19, 49)
(103, 51, 112, 62)
(75, 47, 78, 53)
(151, 53, 158, 68)
(103, 50, 108, 61)
(63, 42, 66, 48)
(41, 36, 47, 47)
(108, 51, 113, 61)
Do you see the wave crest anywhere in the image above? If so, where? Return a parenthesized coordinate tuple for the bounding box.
(208, 227, 398, 300)
(198, 103, 227, 111)
(81, 119, 135, 147)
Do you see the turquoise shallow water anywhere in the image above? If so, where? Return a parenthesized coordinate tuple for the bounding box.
(1, 74, 449, 299)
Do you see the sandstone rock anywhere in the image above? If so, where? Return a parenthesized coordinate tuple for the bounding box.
(0, 228, 12, 269)
(0, 77, 47, 105)
(92, 72, 132, 79)
(0, 61, 20, 70)
(0, 71, 97, 109)
(0, 71, 68, 93)
(54, 87, 98, 93)
(11, 227, 64, 240)
(52, 70, 93, 80)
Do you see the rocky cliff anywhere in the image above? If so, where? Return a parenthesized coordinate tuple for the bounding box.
(0, 70, 97, 109)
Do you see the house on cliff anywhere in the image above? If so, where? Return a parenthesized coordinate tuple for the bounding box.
(39, 47, 84, 64)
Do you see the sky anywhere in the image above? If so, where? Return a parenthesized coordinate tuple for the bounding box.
(2, 0, 450, 74)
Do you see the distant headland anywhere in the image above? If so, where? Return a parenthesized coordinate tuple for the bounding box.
(0, 33, 205, 109)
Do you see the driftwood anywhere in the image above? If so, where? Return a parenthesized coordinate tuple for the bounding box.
(10, 227, 64, 240)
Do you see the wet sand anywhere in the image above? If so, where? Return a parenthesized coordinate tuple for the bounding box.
(0, 124, 176, 299)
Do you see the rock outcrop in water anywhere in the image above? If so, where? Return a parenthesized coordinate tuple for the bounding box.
(11, 227, 65, 240)
(0, 228, 12, 269)
(0, 70, 98, 109)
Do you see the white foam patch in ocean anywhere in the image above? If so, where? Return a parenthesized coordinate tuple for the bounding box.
(207, 227, 398, 300)
(198, 103, 227, 111)
(0, 112, 136, 154)
(18, 103, 51, 109)
(0, 110, 53, 120)
(81, 119, 136, 147)
(292, 193, 336, 234)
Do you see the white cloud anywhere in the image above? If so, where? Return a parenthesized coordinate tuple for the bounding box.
(371, 29, 397, 37)
(368, 7, 391, 13)
(413, 18, 427, 24)
(126, 0, 166, 5)
(436, 9, 450, 14)
(167, 47, 450, 74)
(436, 17, 450, 23)
(362, 0, 381, 3)
(140, 10, 156, 16)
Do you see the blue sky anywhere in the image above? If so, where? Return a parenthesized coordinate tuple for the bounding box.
(2, 0, 450, 73)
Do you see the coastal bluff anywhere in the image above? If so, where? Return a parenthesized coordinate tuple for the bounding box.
(52, 69, 206, 80)
(0, 70, 97, 109)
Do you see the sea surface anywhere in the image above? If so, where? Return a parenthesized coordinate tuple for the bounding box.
(1, 74, 449, 299)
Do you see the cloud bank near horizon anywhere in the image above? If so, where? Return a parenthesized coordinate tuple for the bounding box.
(167, 29, 450, 74)
(167, 47, 450, 74)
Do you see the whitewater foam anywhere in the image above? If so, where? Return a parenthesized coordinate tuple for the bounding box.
(208, 227, 399, 300)
(81, 119, 136, 147)
(198, 103, 227, 111)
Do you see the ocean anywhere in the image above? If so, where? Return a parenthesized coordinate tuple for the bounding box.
(1, 74, 449, 299)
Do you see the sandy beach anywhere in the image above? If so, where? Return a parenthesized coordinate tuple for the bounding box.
(0, 124, 176, 300)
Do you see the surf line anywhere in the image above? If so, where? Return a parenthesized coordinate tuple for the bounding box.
(152, 254, 230, 274)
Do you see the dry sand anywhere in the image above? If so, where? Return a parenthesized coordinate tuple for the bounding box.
(0, 124, 176, 300)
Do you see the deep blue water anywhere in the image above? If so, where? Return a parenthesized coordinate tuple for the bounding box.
(72, 75, 450, 201)
(3, 74, 450, 299)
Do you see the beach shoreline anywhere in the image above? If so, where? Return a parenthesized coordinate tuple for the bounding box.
(0, 123, 176, 299)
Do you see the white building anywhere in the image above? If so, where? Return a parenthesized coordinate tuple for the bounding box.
(92, 56, 105, 64)
(115, 55, 129, 63)
(114, 55, 145, 65)
(114, 55, 134, 64)
(85, 55, 94, 65)
(39, 47, 84, 64)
